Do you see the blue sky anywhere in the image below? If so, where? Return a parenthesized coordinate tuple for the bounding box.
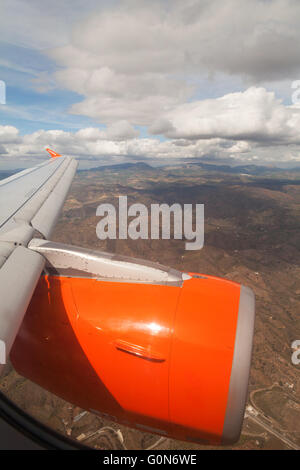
(1, 0, 300, 169)
(0, 41, 97, 133)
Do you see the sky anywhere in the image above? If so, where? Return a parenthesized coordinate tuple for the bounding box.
(1, 0, 300, 168)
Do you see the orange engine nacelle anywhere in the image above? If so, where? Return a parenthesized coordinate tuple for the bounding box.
(10, 241, 255, 446)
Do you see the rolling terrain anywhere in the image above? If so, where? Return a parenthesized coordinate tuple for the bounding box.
(1, 163, 299, 450)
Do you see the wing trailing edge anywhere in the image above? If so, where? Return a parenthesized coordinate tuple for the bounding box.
(0, 246, 45, 374)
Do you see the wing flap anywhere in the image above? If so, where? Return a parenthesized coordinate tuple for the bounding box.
(0, 246, 45, 373)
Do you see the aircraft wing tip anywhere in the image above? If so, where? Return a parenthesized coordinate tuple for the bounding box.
(46, 148, 62, 159)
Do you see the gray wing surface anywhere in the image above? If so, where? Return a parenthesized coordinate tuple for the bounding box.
(0, 156, 78, 370)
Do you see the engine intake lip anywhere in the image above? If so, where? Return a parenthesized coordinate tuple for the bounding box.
(222, 285, 256, 444)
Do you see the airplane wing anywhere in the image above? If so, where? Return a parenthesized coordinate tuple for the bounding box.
(0, 151, 255, 446)
(0, 152, 78, 369)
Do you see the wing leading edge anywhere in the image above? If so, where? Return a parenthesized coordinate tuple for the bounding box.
(0, 151, 78, 371)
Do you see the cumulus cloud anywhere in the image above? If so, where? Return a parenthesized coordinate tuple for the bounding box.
(0, 0, 101, 49)
(0, 119, 140, 158)
(76, 121, 139, 141)
(2, 1, 300, 166)
(1, 120, 300, 166)
(0, 125, 20, 144)
(46, 0, 300, 127)
(150, 87, 300, 144)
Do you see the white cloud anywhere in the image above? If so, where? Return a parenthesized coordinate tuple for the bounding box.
(45, 0, 300, 128)
(2, 1, 300, 166)
(0, 0, 102, 50)
(1, 120, 300, 166)
(103, 121, 140, 140)
(151, 87, 300, 144)
(76, 121, 139, 141)
(0, 125, 20, 144)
